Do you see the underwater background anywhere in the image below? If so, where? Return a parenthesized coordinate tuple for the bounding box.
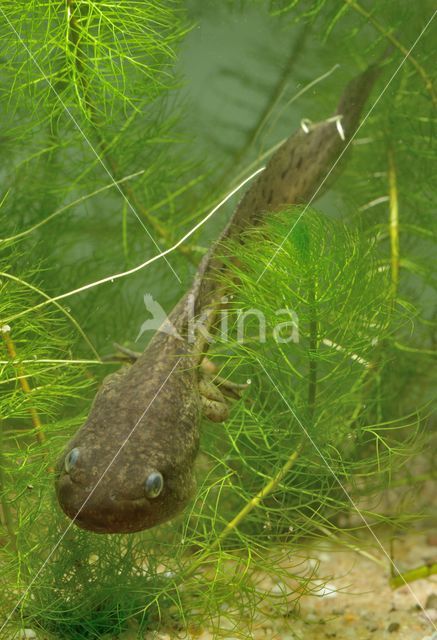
(0, 1, 436, 638)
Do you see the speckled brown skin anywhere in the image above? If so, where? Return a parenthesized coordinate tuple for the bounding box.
(56, 330, 201, 533)
(56, 64, 380, 533)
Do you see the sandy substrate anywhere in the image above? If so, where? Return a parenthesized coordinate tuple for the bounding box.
(4, 472, 437, 640)
(243, 534, 437, 640)
(4, 531, 437, 640)
(137, 532, 437, 640)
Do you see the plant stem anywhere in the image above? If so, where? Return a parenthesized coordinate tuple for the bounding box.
(390, 563, 437, 589)
(0, 271, 99, 359)
(100, 146, 197, 265)
(387, 148, 400, 295)
(216, 447, 301, 541)
(315, 524, 386, 567)
(0, 492, 16, 552)
(344, 0, 436, 106)
(0, 419, 17, 552)
(65, 0, 198, 263)
(1, 327, 46, 446)
(308, 282, 318, 421)
(183, 444, 302, 579)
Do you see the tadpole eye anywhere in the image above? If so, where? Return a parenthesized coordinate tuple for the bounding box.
(64, 448, 80, 473)
(144, 471, 164, 498)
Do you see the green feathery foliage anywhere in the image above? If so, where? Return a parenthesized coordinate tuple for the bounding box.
(208, 208, 421, 537)
(0, 1, 435, 638)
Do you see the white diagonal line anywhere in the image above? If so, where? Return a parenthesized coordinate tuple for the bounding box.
(0, 357, 181, 634)
(1, 169, 146, 244)
(3, 167, 265, 325)
(257, 358, 436, 629)
(256, 10, 436, 283)
(0, 8, 181, 283)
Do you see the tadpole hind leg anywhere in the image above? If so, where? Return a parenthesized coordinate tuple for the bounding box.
(215, 376, 249, 400)
(113, 343, 142, 362)
(200, 358, 249, 400)
(199, 377, 229, 423)
(102, 343, 142, 364)
(198, 372, 249, 422)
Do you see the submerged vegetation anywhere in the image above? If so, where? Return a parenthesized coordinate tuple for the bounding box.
(0, 1, 435, 638)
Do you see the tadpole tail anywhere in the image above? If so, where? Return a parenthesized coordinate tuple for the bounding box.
(336, 46, 392, 138)
(184, 51, 389, 322)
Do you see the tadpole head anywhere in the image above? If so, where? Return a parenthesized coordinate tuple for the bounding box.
(55, 334, 201, 533)
(55, 440, 197, 533)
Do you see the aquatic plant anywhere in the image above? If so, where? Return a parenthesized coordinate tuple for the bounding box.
(0, 1, 435, 638)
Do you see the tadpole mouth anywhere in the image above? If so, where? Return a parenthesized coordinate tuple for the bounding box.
(55, 473, 176, 534)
